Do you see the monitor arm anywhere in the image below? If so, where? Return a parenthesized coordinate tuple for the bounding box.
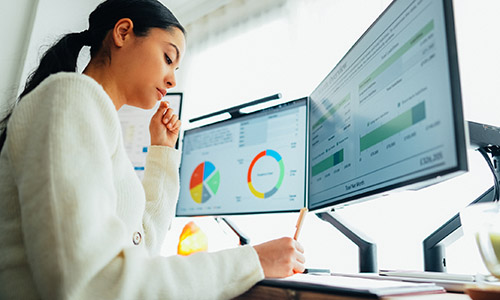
(215, 217, 251, 245)
(423, 186, 495, 272)
(316, 211, 378, 273)
(423, 121, 500, 272)
(189, 93, 281, 123)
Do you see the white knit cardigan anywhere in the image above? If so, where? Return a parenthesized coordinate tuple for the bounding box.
(0, 73, 264, 300)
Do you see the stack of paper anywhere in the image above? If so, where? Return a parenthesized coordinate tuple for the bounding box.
(261, 273, 445, 297)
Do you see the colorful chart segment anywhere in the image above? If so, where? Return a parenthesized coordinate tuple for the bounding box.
(189, 161, 220, 204)
(247, 150, 285, 199)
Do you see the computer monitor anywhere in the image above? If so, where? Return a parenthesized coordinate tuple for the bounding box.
(308, 0, 467, 211)
(119, 92, 183, 180)
(176, 98, 307, 216)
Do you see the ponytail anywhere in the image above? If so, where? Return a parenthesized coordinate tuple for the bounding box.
(19, 31, 89, 99)
(0, 0, 184, 151)
(0, 31, 88, 150)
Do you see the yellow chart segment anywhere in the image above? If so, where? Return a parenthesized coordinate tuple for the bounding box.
(248, 182, 265, 199)
(190, 183, 203, 204)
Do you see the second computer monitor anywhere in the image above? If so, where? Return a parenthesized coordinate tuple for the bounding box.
(308, 0, 467, 211)
(176, 98, 308, 216)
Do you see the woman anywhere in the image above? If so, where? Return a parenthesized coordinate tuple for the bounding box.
(0, 0, 305, 299)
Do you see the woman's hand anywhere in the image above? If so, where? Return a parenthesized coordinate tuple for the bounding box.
(149, 101, 181, 148)
(253, 237, 306, 278)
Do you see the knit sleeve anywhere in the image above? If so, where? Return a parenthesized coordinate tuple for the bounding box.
(8, 74, 264, 300)
(141, 146, 181, 255)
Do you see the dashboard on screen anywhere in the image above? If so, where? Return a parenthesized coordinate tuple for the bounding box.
(176, 98, 308, 216)
(308, 0, 467, 211)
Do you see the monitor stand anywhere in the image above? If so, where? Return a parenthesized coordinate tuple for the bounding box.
(423, 186, 495, 272)
(423, 121, 500, 272)
(215, 217, 251, 245)
(316, 211, 378, 273)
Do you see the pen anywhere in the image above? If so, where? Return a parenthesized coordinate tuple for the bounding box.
(294, 207, 308, 240)
(304, 268, 331, 275)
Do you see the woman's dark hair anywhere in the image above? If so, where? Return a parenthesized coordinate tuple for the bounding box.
(0, 0, 184, 150)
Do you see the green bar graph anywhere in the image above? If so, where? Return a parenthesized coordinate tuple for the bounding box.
(359, 20, 435, 91)
(360, 102, 426, 152)
(312, 94, 350, 131)
(312, 148, 344, 177)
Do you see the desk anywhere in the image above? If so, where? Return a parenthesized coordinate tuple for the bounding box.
(235, 284, 472, 300)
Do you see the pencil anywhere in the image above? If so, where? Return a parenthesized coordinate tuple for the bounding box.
(293, 207, 308, 240)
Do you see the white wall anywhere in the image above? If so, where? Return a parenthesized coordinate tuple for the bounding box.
(454, 0, 500, 127)
(0, 0, 38, 116)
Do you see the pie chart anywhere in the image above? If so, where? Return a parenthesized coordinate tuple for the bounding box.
(189, 161, 220, 204)
(247, 149, 285, 199)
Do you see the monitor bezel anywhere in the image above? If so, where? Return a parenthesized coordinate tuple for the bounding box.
(176, 97, 309, 217)
(308, 0, 468, 212)
(165, 92, 183, 149)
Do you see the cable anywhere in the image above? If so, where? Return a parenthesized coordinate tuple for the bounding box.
(477, 147, 498, 200)
(477, 147, 500, 201)
(490, 146, 500, 201)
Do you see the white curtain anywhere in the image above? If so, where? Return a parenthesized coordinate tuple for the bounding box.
(175, 0, 393, 130)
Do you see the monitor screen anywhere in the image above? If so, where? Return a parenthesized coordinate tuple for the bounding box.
(308, 0, 467, 211)
(119, 93, 183, 180)
(176, 98, 308, 216)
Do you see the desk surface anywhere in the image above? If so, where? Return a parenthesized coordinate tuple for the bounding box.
(235, 284, 472, 300)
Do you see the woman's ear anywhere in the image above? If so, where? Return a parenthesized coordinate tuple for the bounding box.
(112, 18, 134, 48)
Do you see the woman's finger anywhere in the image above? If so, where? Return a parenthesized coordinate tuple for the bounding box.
(294, 240, 305, 253)
(167, 114, 179, 129)
(296, 250, 306, 264)
(162, 107, 175, 124)
(152, 101, 168, 122)
(171, 119, 182, 131)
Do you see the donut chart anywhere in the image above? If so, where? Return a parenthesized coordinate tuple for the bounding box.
(189, 161, 220, 204)
(247, 149, 285, 199)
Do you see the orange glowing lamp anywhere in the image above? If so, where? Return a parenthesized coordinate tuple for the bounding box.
(177, 221, 208, 256)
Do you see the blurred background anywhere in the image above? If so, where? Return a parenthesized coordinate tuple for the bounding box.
(2, 0, 500, 275)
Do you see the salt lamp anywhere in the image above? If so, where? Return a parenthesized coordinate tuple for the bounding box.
(177, 221, 208, 256)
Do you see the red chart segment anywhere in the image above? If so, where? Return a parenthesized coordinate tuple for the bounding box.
(190, 163, 204, 189)
(189, 161, 220, 204)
